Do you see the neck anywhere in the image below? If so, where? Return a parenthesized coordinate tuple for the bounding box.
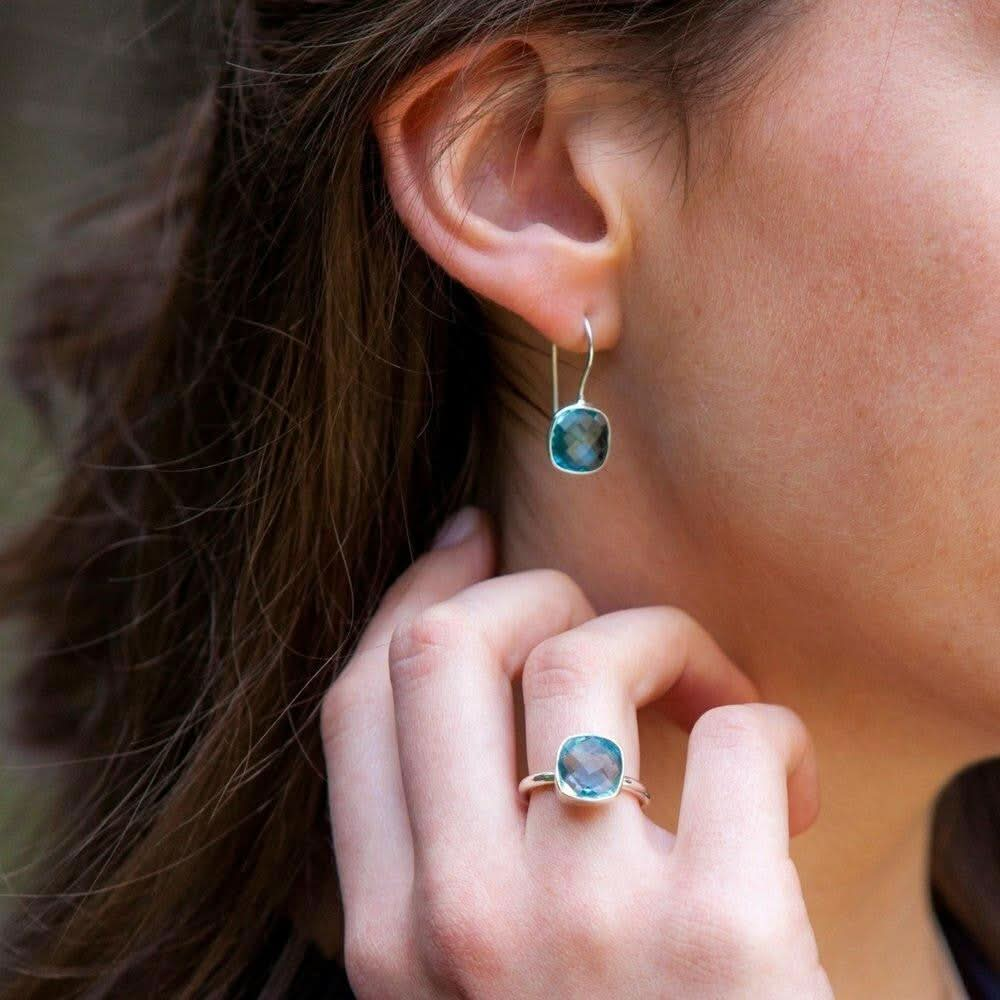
(495, 433, 978, 1000)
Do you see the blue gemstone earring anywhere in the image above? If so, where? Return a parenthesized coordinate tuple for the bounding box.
(548, 315, 611, 474)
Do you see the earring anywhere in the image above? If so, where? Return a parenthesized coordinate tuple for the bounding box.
(548, 315, 611, 474)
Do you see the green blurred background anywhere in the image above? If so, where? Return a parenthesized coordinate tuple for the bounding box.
(0, 0, 202, 905)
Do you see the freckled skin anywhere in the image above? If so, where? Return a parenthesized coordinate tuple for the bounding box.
(483, 12, 998, 986)
(601, 0, 999, 726)
(373, 4, 998, 992)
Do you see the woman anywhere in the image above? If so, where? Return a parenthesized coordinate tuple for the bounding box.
(0, 0, 997, 997)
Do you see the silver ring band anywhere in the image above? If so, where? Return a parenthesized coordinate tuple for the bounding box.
(518, 770, 652, 808)
(517, 733, 652, 809)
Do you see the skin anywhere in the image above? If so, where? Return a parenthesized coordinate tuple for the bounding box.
(318, 1, 998, 996)
(322, 517, 833, 997)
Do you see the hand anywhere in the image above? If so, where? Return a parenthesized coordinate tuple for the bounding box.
(321, 507, 834, 999)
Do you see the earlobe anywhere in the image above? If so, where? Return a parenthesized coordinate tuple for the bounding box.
(372, 36, 630, 354)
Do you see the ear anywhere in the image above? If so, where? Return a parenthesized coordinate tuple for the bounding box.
(372, 36, 633, 354)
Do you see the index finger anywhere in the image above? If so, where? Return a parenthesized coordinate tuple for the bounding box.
(321, 507, 497, 939)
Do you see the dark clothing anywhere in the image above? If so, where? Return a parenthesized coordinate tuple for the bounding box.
(934, 894, 1000, 1000)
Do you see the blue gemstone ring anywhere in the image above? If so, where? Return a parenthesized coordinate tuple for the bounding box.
(518, 733, 652, 809)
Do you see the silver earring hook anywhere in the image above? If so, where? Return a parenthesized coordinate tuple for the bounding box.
(551, 315, 596, 417)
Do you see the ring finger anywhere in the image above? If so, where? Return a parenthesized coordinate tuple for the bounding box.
(519, 606, 759, 847)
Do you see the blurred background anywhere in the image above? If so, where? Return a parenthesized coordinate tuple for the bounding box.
(0, 0, 204, 906)
(0, 0, 995, 959)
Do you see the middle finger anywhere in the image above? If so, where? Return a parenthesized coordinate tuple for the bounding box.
(520, 606, 759, 841)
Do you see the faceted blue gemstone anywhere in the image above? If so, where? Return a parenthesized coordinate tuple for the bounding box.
(549, 405, 610, 473)
(555, 734, 624, 802)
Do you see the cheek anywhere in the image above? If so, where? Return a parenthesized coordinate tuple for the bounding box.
(652, 147, 998, 576)
(626, 1, 999, 662)
(724, 125, 998, 525)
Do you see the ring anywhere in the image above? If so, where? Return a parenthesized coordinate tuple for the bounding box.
(518, 733, 651, 808)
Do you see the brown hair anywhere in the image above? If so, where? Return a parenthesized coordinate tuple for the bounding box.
(0, 2, 996, 996)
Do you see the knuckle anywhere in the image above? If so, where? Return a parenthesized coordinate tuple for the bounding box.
(388, 604, 479, 688)
(522, 634, 595, 702)
(547, 890, 621, 962)
(657, 606, 693, 662)
(342, 924, 402, 999)
(320, 670, 370, 749)
(690, 704, 768, 754)
(421, 910, 501, 981)
(534, 568, 592, 612)
(672, 895, 751, 982)
(524, 877, 633, 980)
(416, 874, 507, 984)
(675, 889, 791, 981)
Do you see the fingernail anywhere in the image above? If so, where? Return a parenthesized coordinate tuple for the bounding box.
(431, 506, 480, 550)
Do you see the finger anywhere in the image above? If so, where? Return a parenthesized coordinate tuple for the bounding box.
(351, 509, 496, 662)
(674, 703, 820, 876)
(321, 507, 495, 928)
(519, 607, 758, 838)
(387, 569, 595, 871)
